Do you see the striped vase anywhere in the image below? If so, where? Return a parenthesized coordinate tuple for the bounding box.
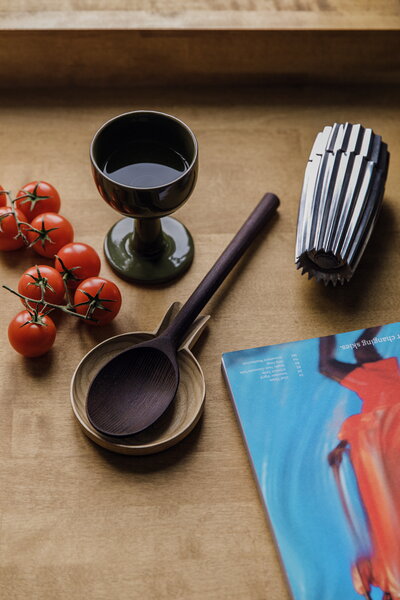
(295, 123, 389, 285)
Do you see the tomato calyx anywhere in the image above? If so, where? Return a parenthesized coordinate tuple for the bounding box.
(19, 307, 50, 328)
(54, 254, 80, 284)
(73, 282, 117, 320)
(26, 218, 59, 249)
(25, 264, 56, 297)
(16, 182, 50, 211)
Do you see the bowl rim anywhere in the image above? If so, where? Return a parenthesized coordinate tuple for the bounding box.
(89, 109, 199, 192)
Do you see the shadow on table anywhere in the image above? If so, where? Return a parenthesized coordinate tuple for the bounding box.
(302, 200, 396, 318)
(90, 414, 204, 473)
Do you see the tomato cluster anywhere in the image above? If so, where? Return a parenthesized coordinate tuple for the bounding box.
(0, 181, 72, 254)
(3, 182, 122, 357)
(8, 268, 122, 357)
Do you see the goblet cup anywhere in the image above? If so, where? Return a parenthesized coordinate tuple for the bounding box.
(90, 110, 198, 283)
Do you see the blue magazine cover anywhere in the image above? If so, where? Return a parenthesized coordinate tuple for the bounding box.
(222, 324, 400, 600)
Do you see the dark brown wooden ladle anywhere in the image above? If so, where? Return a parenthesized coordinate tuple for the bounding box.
(87, 193, 280, 437)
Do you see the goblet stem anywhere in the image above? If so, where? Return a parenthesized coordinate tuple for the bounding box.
(131, 217, 165, 257)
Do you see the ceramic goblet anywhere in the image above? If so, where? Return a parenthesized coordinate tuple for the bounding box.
(90, 110, 198, 283)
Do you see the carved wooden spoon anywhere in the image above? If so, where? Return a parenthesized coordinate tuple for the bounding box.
(87, 192, 279, 437)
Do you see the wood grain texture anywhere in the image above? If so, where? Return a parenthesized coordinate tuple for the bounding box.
(0, 0, 399, 29)
(1, 83, 400, 599)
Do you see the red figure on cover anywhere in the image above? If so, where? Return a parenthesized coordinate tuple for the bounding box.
(319, 327, 400, 600)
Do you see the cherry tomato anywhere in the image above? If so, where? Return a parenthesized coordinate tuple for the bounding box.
(18, 265, 65, 309)
(0, 185, 8, 207)
(55, 242, 101, 289)
(15, 181, 61, 220)
(27, 212, 74, 258)
(8, 310, 56, 357)
(0, 206, 28, 251)
(73, 277, 122, 325)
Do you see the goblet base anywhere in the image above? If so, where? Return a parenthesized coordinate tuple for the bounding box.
(104, 216, 194, 284)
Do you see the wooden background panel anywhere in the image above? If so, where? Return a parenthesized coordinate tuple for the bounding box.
(0, 30, 399, 88)
(0, 84, 400, 599)
(1, 0, 398, 12)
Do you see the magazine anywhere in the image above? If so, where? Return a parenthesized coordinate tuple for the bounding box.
(222, 324, 400, 600)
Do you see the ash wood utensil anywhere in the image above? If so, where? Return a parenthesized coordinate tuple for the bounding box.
(71, 303, 209, 455)
(86, 192, 280, 437)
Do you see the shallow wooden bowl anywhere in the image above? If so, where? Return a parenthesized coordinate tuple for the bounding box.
(70, 302, 209, 455)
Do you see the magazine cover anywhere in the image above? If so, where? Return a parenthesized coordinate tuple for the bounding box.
(222, 324, 400, 600)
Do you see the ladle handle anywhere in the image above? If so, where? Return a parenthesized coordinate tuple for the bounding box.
(164, 192, 280, 347)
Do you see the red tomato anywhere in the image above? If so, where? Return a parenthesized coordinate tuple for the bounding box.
(0, 206, 28, 251)
(15, 181, 61, 220)
(0, 185, 8, 207)
(55, 242, 101, 289)
(18, 265, 65, 308)
(8, 310, 57, 357)
(73, 277, 122, 325)
(27, 212, 74, 258)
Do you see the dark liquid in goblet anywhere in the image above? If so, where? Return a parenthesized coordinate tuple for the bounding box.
(104, 140, 189, 188)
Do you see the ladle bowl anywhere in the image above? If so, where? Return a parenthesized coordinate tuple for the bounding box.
(70, 303, 208, 455)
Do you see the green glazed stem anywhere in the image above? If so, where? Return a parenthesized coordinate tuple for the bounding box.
(131, 217, 165, 257)
(104, 216, 194, 284)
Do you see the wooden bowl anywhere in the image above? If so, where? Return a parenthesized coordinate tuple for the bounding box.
(70, 303, 209, 455)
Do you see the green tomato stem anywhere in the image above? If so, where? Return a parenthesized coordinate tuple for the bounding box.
(2, 285, 96, 322)
(8, 194, 30, 245)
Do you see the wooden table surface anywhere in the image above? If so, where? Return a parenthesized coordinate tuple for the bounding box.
(0, 81, 399, 599)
